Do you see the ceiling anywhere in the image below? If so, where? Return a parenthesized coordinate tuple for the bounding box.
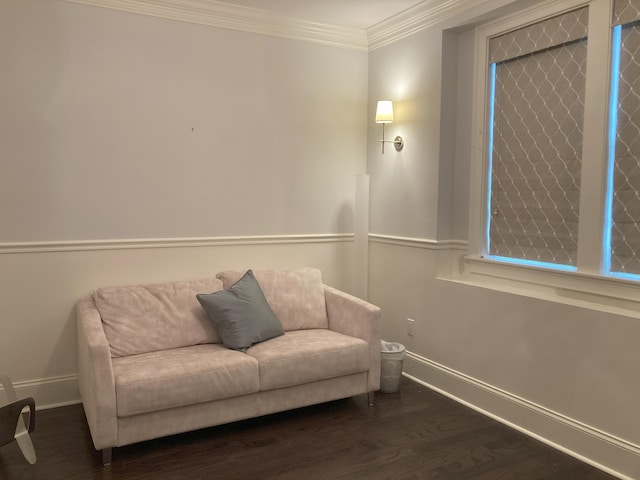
(213, 0, 426, 30)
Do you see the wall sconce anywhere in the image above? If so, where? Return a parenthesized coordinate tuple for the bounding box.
(375, 100, 404, 154)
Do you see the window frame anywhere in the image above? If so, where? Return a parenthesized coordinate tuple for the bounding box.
(464, 0, 640, 309)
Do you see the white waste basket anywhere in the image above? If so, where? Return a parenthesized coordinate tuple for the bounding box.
(380, 340, 405, 393)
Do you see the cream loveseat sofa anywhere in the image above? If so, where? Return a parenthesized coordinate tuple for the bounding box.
(77, 268, 381, 465)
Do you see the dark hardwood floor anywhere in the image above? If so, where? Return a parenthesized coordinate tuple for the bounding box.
(0, 378, 615, 480)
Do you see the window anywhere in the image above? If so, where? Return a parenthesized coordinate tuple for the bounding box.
(609, 0, 640, 277)
(469, 0, 640, 289)
(488, 7, 588, 270)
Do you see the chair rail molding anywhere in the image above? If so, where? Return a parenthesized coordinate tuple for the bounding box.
(369, 234, 468, 251)
(0, 234, 354, 255)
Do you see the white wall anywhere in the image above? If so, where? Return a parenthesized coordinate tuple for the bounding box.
(367, 1, 640, 478)
(0, 0, 367, 241)
(367, 26, 443, 239)
(0, 0, 367, 405)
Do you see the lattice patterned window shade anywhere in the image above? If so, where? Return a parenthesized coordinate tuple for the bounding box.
(488, 7, 588, 266)
(613, 0, 640, 26)
(610, 2, 640, 274)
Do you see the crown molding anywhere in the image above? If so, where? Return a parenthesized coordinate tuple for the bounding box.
(63, 0, 512, 51)
(64, 0, 368, 51)
(367, 0, 494, 50)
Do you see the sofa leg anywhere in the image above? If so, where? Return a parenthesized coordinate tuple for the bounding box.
(368, 392, 375, 406)
(102, 448, 112, 467)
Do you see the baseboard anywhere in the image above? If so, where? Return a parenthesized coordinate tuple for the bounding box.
(1, 375, 81, 410)
(403, 351, 639, 480)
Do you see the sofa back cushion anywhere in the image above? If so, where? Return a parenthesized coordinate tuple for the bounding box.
(94, 278, 223, 358)
(216, 268, 328, 331)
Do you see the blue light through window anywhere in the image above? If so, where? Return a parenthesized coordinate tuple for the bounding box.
(488, 255, 577, 272)
(486, 62, 496, 254)
(605, 25, 640, 283)
(603, 25, 622, 275)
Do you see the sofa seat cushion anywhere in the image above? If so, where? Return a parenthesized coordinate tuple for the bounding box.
(247, 329, 370, 391)
(112, 344, 259, 417)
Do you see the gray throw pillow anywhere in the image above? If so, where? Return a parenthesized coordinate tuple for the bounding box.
(196, 269, 284, 351)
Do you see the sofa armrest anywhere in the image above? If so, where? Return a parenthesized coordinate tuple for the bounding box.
(324, 285, 381, 392)
(77, 297, 117, 450)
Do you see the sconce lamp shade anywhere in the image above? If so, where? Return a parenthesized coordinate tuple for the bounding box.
(375, 100, 394, 123)
(375, 99, 403, 153)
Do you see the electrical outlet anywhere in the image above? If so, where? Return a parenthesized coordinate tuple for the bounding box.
(407, 318, 415, 337)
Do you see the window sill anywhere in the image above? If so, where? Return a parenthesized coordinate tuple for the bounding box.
(441, 254, 640, 318)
